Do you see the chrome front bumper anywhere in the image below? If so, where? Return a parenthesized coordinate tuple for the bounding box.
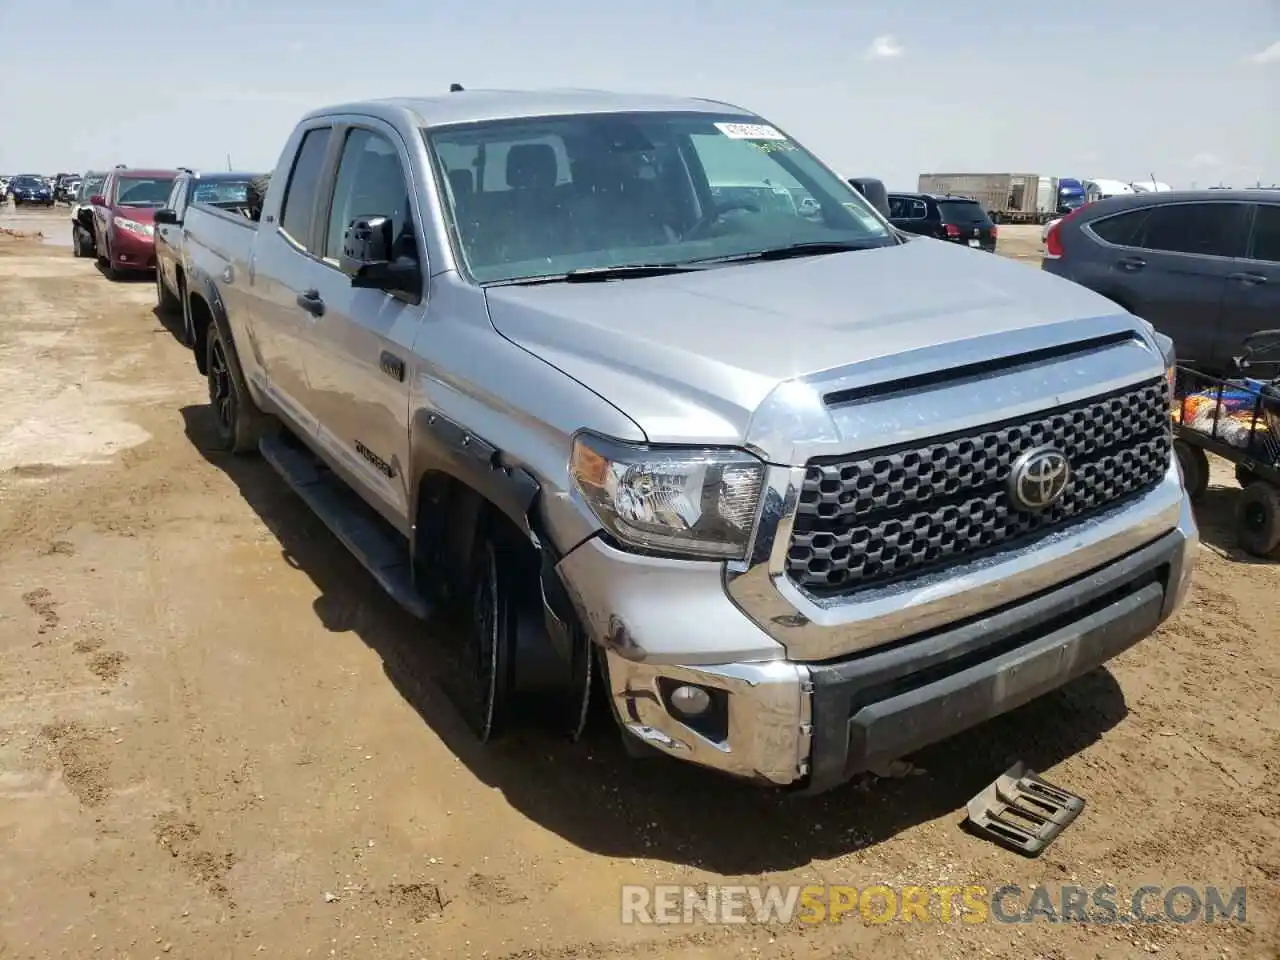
(561, 468, 1198, 789)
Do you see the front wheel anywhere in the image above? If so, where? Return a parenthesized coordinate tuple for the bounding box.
(1237, 481, 1280, 557)
(205, 323, 265, 454)
(155, 267, 180, 314)
(463, 533, 517, 742)
(1174, 439, 1210, 501)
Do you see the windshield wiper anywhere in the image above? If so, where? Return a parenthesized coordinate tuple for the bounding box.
(497, 262, 707, 286)
(691, 240, 888, 265)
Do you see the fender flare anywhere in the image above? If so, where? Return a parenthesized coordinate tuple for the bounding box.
(407, 409, 584, 680)
(187, 273, 245, 386)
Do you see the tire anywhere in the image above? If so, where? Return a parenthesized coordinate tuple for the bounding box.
(1236, 481, 1280, 557)
(205, 322, 266, 454)
(463, 532, 518, 742)
(1235, 464, 1259, 489)
(1174, 439, 1209, 502)
(155, 267, 180, 314)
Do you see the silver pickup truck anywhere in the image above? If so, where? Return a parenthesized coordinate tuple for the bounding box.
(177, 89, 1197, 793)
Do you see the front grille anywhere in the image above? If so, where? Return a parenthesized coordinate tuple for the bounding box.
(787, 377, 1171, 595)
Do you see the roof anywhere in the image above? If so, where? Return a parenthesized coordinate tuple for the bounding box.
(1078, 189, 1280, 213)
(303, 88, 753, 128)
(111, 168, 180, 177)
(178, 170, 261, 180)
(887, 192, 983, 202)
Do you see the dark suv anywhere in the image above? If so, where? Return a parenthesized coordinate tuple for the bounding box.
(1042, 191, 1280, 373)
(887, 192, 997, 252)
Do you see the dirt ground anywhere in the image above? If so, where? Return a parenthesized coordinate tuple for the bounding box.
(1, 211, 1277, 960)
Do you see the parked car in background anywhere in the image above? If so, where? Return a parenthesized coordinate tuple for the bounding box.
(9, 174, 53, 206)
(0, 176, 11, 197)
(153, 169, 264, 333)
(1042, 190, 1280, 373)
(887, 192, 998, 251)
(847, 177, 890, 218)
(174, 90, 1193, 792)
(89, 167, 178, 279)
(70, 171, 108, 258)
(54, 173, 81, 204)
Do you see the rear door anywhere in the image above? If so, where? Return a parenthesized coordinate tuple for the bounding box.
(1221, 202, 1280, 360)
(888, 196, 930, 236)
(245, 124, 336, 436)
(937, 198, 995, 249)
(304, 120, 427, 531)
(1110, 201, 1251, 370)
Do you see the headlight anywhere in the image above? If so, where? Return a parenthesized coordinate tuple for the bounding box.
(570, 433, 765, 560)
(112, 216, 153, 237)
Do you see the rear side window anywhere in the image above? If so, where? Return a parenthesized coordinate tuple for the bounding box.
(1089, 209, 1149, 246)
(889, 197, 926, 219)
(1135, 202, 1249, 258)
(280, 127, 333, 248)
(1249, 204, 1280, 263)
(938, 200, 990, 224)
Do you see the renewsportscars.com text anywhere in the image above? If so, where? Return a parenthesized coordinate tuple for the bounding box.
(620, 884, 1248, 925)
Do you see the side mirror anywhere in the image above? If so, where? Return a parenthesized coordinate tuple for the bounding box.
(154, 208, 180, 226)
(338, 215, 421, 299)
(89, 195, 105, 206)
(338, 215, 393, 272)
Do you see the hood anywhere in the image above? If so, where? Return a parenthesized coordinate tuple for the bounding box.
(113, 205, 159, 223)
(13, 182, 49, 193)
(484, 238, 1140, 447)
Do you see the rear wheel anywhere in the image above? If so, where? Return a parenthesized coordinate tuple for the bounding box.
(1236, 481, 1280, 557)
(205, 323, 266, 454)
(1174, 439, 1209, 501)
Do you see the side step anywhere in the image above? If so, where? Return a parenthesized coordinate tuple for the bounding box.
(259, 433, 432, 620)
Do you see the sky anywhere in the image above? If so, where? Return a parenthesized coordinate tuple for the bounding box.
(0, 0, 1276, 190)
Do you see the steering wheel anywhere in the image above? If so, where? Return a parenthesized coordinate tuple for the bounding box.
(683, 201, 760, 240)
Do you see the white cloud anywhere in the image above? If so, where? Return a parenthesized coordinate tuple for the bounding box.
(1246, 40, 1280, 64)
(866, 35, 904, 60)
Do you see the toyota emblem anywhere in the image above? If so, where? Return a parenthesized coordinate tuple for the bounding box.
(1009, 447, 1070, 511)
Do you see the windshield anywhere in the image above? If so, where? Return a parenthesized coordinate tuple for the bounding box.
(191, 180, 252, 204)
(114, 176, 174, 207)
(424, 111, 893, 283)
(78, 176, 105, 200)
(13, 176, 45, 189)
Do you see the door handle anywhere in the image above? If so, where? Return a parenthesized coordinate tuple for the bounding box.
(1228, 272, 1267, 286)
(379, 351, 406, 382)
(296, 289, 325, 317)
(1117, 256, 1146, 271)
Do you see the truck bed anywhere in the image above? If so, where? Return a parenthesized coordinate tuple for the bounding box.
(183, 203, 257, 295)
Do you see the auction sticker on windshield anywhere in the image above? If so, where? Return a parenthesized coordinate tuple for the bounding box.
(714, 122, 787, 140)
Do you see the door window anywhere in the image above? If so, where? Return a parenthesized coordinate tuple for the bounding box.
(1249, 204, 1280, 263)
(1089, 209, 1149, 246)
(279, 127, 333, 250)
(166, 177, 186, 217)
(1135, 202, 1248, 258)
(324, 128, 415, 262)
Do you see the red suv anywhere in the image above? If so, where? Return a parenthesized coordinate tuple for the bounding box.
(90, 167, 178, 279)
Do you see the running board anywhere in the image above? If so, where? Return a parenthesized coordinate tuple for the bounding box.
(259, 433, 432, 620)
(964, 762, 1084, 856)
